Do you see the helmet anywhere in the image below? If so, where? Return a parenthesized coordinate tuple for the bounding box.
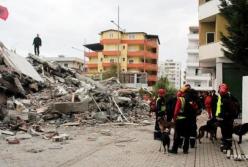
(219, 83, 229, 96)
(158, 89, 166, 96)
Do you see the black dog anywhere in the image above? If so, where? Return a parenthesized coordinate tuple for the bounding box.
(233, 123, 248, 144)
(159, 129, 170, 154)
(198, 124, 217, 144)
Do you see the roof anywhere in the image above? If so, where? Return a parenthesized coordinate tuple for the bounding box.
(83, 43, 103, 51)
(145, 34, 160, 44)
(99, 29, 124, 34)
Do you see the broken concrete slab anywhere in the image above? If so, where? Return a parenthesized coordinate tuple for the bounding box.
(51, 101, 89, 114)
(0, 130, 15, 136)
(1, 48, 43, 82)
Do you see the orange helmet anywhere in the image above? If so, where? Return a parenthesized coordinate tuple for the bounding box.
(219, 83, 229, 96)
(158, 89, 166, 96)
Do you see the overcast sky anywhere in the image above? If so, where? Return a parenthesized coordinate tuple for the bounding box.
(0, 0, 198, 68)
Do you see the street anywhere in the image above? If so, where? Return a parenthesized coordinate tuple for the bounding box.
(1, 118, 248, 167)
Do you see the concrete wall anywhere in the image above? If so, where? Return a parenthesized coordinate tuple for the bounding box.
(242, 76, 248, 124)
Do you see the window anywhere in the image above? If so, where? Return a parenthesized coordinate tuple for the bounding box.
(109, 33, 114, 38)
(64, 63, 68, 67)
(100, 69, 103, 72)
(206, 32, 215, 44)
(122, 69, 125, 72)
(110, 59, 115, 63)
(195, 69, 199, 75)
(123, 58, 125, 61)
(123, 46, 125, 49)
(128, 59, 134, 64)
(128, 34, 135, 39)
(100, 58, 103, 62)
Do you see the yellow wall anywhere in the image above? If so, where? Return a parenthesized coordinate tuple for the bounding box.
(216, 15, 229, 42)
(199, 21, 216, 46)
(199, 14, 229, 46)
(121, 44, 128, 71)
(104, 44, 118, 51)
(122, 33, 145, 40)
(101, 31, 122, 39)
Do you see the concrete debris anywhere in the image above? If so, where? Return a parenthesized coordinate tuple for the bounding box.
(0, 130, 15, 136)
(6, 137, 20, 144)
(52, 133, 70, 142)
(0, 41, 151, 145)
(100, 129, 112, 136)
(26, 148, 44, 153)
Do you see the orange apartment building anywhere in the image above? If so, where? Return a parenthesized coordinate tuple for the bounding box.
(84, 29, 160, 87)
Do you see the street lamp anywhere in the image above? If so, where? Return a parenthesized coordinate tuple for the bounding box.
(110, 5, 121, 81)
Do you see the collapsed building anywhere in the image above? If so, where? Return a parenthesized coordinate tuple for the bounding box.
(0, 41, 151, 141)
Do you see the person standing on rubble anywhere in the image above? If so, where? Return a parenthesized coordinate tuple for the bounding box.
(154, 88, 166, 140)
(33, 34, 42, 56)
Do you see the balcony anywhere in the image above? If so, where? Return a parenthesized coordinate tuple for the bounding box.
(199, 0, 220, 21)
(145, 40, 157, 48)
(102, 62, 117, 68)
(127, 51, 158, 59)
(188, 34, 199, 41)
(87, 63, 98, 68)
(100, 39, 121, 45)
(146, 52, 158, 59)
(122, 40, 145, 45)
(199, 42, 224, 61)
(127, 51, 145, 57)
(127, 63, 158, 71)
(186, 75, 211, 81)
(148, 75, 157, 82)
(186, 62, 199, 67)
(187, 48, 199, 54)
(85, 51, 98, 57)
(102, 51, 121, 56)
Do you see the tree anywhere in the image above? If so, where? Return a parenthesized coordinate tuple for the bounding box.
(219, 0, 248, 66)
(153, 77, 177, 98)
(102, 64, 117, 79)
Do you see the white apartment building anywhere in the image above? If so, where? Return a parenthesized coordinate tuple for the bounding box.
(186, 26, 213, 91)
(45, 55, 85, 73)
(158, 60, 181, 89)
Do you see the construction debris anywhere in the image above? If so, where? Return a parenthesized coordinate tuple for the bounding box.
(0, 41, 151, 145)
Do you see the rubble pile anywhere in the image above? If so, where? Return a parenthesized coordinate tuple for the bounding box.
(0, 41, 151, 141)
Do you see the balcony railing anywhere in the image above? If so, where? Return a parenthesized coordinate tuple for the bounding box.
(148, 75, 157, 82)
(127, 51, 158, 59)
(85, 51, 98, 57)
(102, 62, 117, 68)
(127, 63, 158, 71)
(100, 39, 121, 44)
(122, 40, 145, 45)
(87, 63, 98, 68)
(145, 40, 157, 48)
(199, 0, 220, 21)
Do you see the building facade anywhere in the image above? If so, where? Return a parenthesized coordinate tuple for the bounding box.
(186, 26, 212, 91)
(45, 55, 84, 73)
(158, 60, 181, 89)
(198, 0, 248, 102)
(84, 29, 159, 87)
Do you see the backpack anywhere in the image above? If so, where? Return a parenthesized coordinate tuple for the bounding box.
(229, 94, 241, 119)
(166, 96, 177, 122)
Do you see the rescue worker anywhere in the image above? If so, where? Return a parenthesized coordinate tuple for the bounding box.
(169, 87, 190, 154)
(154, 88, 166, 140)
(216, 83, 237, 152)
